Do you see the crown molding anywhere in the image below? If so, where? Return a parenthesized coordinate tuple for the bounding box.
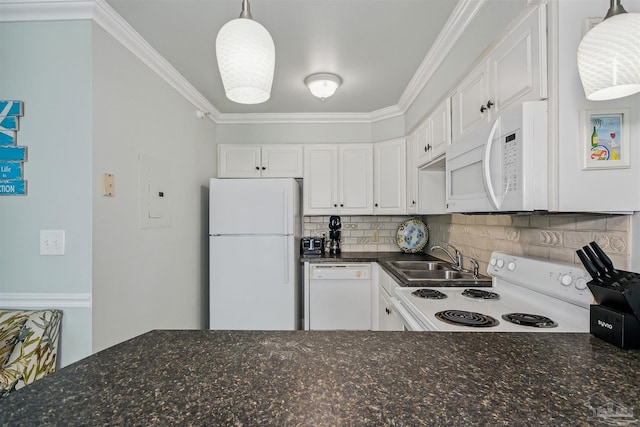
(0, 0, 479, 126)
(216, 105, 403, 125)
(397, 0, 486, 112)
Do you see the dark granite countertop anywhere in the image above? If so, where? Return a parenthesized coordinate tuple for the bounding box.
(2, 330, 639, 426)
(301, 251, 492, 287)
(301, 250, 442, 264)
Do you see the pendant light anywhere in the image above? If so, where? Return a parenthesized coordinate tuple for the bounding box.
(577, 0, 640, 101)
(216, 0, 275, 104)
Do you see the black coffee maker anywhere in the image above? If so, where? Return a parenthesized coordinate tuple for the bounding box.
(328, 215, 341, 255)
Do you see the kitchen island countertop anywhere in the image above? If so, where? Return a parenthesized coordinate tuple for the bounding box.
(2, 330, 639, 426)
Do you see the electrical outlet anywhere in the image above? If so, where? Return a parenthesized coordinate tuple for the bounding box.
(372, 230, 379, 243)
(40, 230, 65, 255)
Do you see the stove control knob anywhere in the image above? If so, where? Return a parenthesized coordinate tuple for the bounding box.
(575, 277, 588, 290)
(560, 274, 573, 286)
(496, 259, 505, 268)
(507, 262, 516, 271)
(490, 258, 497, 266)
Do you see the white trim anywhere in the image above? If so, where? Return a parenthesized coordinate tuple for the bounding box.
(0, 0, 479, 126)
(0, 293, 92, 309)
(398, 0, 486, 113)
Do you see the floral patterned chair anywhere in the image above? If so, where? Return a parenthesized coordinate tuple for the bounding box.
(0, 309, 62, 397)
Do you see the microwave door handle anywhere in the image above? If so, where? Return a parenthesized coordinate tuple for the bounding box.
(483, 118, 501, 210)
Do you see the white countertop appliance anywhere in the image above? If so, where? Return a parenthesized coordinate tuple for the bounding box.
(394, 252, 593, 332)
(209, 178, 301, 330)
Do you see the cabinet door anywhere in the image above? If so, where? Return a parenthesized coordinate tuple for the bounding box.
(415, 121, 431, 166)
(429, 98, 451, 160)
(374, 139, 406, 215)
(338, 145, 373, 215)
(303, 145, 337, 215)
(406, 133, 418, 214)
(378, 287, 404, 331)
(490, 6, 546, 114)
(261, 145, 304, 178)
(217, 145, 261, 178)
(451, 60, 491, 142)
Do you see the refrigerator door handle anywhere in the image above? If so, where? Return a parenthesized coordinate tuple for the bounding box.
(283, 237, 289, 284)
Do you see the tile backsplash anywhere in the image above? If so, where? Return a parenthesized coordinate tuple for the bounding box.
(426, 213, 630, 274)
(304, 213, 631, 274)
(303, 216, 416, 252)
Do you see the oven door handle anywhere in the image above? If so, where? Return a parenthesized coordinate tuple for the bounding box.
(390, 298, 426, 331)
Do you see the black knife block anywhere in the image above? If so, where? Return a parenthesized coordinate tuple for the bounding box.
(590, 304, 640, 349)
(587, 270, 640, 349)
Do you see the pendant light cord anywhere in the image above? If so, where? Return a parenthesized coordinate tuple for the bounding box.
(239, 0, 253, 19)
(604, 0, 627, 20)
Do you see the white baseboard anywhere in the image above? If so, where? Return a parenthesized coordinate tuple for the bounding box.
(0, 293, 92, 309)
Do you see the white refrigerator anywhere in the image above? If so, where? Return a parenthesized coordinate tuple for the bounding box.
(209, 178, 301, 330)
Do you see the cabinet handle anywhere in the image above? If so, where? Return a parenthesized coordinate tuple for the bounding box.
(375, 203, 378, 207)
(424, 146, 428, 152)
(334, 204, 338, 207)
(255, 166, 260, 170)
(340, 204, 344, 207)
(385, 308, 391, 315)
(480, 105, 487, 113)
(261, 166, 266, 170)
(426, 144, 432, 151)
(486, 100, 494, 109)
(412, 200, 416, 205)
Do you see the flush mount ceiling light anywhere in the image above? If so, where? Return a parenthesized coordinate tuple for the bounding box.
(215, 0, 275, 104)
(577, 0, 640, 100)
(305, 73, 342, 100)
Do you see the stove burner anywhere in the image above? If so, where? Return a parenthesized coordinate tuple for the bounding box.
(435, 310, 499, 327)
(462, 289, 500, 300)
(502, 313, 558, 328)
(412, 289, 447, 299)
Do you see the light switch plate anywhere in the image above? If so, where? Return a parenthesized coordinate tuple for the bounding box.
(40, 230, 65, 255)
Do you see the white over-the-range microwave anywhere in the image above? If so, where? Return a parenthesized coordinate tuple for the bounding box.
(446, 101, 548, 213)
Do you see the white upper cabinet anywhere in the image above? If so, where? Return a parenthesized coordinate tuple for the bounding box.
(374, 138, 406, 215)
(303, 144, 373, 215)
(406, 133, 419, 214)
(218, 144, 303, 178)
(451, 6, 546, 142)
(415, 120, 431, 166)
(428, 98, 451, 160)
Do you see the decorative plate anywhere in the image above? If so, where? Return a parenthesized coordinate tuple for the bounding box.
(396, 219, 429, 253)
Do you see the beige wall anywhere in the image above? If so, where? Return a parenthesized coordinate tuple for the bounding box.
(304, 213, 631, 277)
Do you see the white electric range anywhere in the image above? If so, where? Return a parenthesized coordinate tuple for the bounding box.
(393, 252, 593, 332)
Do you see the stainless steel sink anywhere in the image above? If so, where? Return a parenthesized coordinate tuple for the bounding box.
(400, 270, 465, 280)
(383, 259, 492, 285)
(389, 261, 446, 270)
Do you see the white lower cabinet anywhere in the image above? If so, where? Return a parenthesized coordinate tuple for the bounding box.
(375, 264, 404, 331)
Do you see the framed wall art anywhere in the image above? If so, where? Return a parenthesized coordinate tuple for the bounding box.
(581, 108, 630, 170)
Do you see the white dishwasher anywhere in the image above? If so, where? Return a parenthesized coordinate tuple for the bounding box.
(307, 263, 372, 330)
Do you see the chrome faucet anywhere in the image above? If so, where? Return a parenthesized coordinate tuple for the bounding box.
(469, 258, 479, 279)
(431, 244, 463, 271)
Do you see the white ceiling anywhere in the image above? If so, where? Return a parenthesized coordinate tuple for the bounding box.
(105, 0, 459, 115)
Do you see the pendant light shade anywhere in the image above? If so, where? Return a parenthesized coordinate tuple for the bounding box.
(216, 1, 275, 104)
(305, 73, 342, 100)
(577, 8, 640, 100)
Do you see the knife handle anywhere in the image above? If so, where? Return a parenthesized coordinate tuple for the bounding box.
(576, 249, 602, 283)
(589, 241, 617, 274)
(582, 245, 610, 278)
